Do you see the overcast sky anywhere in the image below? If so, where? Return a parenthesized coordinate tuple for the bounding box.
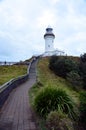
(0, 0, 86, 61)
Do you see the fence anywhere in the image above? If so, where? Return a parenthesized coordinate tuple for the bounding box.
(0, 59, 33, 109)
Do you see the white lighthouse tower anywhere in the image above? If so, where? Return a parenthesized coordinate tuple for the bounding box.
(42, 26, 64, 57)
(44, 26, 55, 53)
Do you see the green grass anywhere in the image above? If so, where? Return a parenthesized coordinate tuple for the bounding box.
(0, 65, 27, 85)
(38, 57, 79, 101)
(30, 57, 79, 105)
(29, 57, 80, 130)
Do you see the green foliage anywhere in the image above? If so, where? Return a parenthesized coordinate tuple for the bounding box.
(34, 86, 77, 120)
(79, 91, 86, 123)
(49, 56, 84, 90)
(80, 53, 86, 62)
(46, 111, 74, 130)
(49, 55, 59, 70)
(79, 53, 86, 89)
(29, 57, 80, 130)
(29, 81, 44, 106)
(67, 71, 82, 90)
(49, 56, 78, 78)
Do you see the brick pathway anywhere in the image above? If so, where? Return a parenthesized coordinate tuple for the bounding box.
(0, 60, 38, 130)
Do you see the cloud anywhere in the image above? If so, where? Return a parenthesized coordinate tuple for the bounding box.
(53, 0, 86, 55)
(0, 0, 86, 61)
(37, 10, 57, 28)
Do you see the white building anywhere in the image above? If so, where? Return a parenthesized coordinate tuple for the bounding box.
(42, 26, 64, 56)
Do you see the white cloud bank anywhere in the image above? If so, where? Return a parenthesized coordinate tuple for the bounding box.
(0, 0, 86, 61)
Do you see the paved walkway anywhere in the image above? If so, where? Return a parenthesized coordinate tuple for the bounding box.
(0, 60, 38, 130)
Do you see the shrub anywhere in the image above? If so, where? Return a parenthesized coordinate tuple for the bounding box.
(80, 53, 86, 63)
(49, 56, 78, 78)
(79, 91, 86, 123)
(46, 111, 74, 130)
(79, 62, 86, 89)
(49, 55, 59, 70)
(34, 87, 77, 119)
(67, 71, 83, 89)
(79, 53, 86, 89)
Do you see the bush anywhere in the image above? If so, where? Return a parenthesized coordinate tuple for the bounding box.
(79, 91, 86, 123)
(67, 71, 82, 89)
(80, 53, 86, 63)
(49, 56, 78, 78)
(46, 111, 74, 130)
(79, 53, 86, 89)
(79, 62, 86, 89)
(49, 55, 59, 71)
(34, 87, 77, 119)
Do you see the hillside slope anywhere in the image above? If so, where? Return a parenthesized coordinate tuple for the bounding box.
(37, 57, 79, 102)
(29, 57, 79, 111)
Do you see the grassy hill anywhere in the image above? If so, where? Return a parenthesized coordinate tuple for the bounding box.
(29, 57, 80, 130)
(37, 57, 79, 102)
(0, 65, 27, 85)
(30, 56, 79, 103)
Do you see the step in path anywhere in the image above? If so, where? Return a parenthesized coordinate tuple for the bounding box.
(0, 60, 38, 130)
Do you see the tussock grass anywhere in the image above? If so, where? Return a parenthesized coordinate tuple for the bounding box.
(0, 65, 27, 85)
(34, 86, 78, 120)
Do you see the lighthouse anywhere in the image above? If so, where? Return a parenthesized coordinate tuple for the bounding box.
(42, 26, 64, 57)
(44, 26, 55, 53)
